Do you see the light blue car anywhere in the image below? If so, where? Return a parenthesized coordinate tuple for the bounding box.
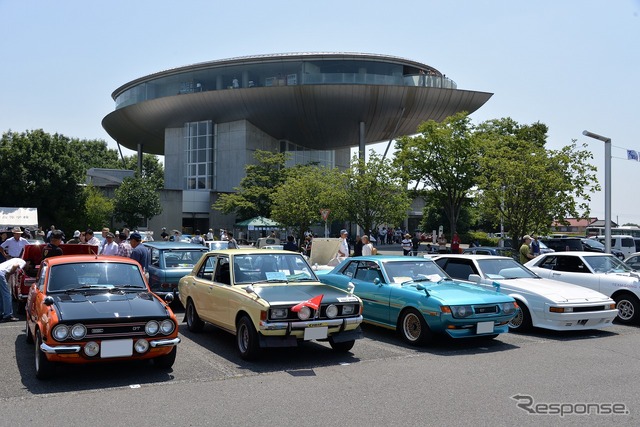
(317, 256, 518, 345)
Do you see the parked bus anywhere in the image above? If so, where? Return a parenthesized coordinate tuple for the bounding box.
(585, 226, 640, 238)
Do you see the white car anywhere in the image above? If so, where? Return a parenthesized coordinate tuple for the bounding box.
(434, 254, 617, 331)
(525, 252, 640, 324)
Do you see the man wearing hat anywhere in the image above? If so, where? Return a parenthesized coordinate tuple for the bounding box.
(519, 235, 535, 264)
(129, 232, 149, 272)
(160, 227, 169, 241)
(101, 232, 119, 255)
(401, 233, 413, 256)
(0, 227, 29, 259)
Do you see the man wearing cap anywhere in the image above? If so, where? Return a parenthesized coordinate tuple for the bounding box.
(42, 230, 64, 260)
(101, 232, 119, 255)
(67, 230, 82, 244)
(337, 229, 350, 259)
(401, 234, 413, 256)
(0, 227, 29, 259)
(206, 228, 214, 241)
(519, 235, 535, 264)
(160, 227, 169, 241)
(129, 232, 149, 272)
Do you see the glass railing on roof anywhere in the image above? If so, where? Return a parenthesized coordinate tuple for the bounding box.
(115, 72, 457, 109)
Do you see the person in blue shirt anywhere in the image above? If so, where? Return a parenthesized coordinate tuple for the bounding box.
(129, 232, 149, 272)
(283, 235, 298, 252)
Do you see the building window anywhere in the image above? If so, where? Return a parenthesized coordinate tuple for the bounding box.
(184, 121, 212, 190)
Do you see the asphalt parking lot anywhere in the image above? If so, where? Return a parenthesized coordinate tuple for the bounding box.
(1, 308, 640, 426)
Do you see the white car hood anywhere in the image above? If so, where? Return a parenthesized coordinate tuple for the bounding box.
(492, 277, 611, 303)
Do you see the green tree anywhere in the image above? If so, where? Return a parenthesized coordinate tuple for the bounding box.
(123, 154, 165, 190)
(394, 112, 478, 235)
(212, 150, 288, 220)
(271, 166, 342, 239)
(475, 118, 599, 249)
(84, 185, 114, 230)
(68, 138, 121, 171)
(341, 152, 411, 233)
(0, 130, 85, 231)
(113, 176, 162, 229)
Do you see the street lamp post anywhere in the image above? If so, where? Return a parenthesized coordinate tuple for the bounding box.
(583, 130, 612, 253)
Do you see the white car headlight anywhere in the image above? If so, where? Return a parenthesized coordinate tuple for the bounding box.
(297, 306, 312, 320)
(70, 323, 87, 340)
(326, 304, 338, 319)
(134, 339, 150, 354)
(145, 320, 160, 336)
(52, 324, 70, 341)
(160, 319, 175, 335)
(84, 341, 100, 357)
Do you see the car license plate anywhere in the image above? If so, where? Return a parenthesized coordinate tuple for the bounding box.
(101, 339, 133, 358)
(476, 321, 494, 334)
(304, 326, 328, 340)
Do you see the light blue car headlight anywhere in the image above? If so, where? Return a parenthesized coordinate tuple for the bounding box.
(451, 305, 473, 318)
(502, 302, 517, 315)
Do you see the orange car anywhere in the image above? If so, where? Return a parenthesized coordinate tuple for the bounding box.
(25, 255, 180, 379)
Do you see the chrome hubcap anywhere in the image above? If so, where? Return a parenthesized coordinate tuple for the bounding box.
(617, 300, 634, 321)
(403, 313, 421, 341)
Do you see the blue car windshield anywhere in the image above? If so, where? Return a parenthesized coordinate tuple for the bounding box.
(382, 260, 447, 284)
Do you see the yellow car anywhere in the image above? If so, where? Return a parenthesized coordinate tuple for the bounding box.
(178, 249, 363, 360)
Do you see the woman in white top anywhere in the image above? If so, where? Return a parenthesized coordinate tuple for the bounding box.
(362, 235, 373, 256)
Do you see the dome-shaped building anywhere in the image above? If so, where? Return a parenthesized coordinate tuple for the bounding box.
(102, 52, 492, 233)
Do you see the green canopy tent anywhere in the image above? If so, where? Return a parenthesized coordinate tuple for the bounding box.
(234, 216, 281, 242)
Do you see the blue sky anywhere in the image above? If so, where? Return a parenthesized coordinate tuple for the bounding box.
(1, 0, 639, 223)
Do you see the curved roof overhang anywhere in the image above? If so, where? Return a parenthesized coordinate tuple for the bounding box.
(102, 85, 492, 155)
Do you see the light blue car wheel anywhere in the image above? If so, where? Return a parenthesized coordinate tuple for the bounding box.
(399, 308, 431, 346)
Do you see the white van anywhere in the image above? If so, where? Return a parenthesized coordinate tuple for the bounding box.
(596, 235, 636, 258)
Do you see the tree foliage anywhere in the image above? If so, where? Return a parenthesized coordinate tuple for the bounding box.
(0, 130, 85, 231)
(122, 154, 165, 190)
(394, 112, 478, 235)
(212, 150, 288, 220)
(474, 118, 599, 248)
(113, 176, 162, 229)
(341, 152, 411, 233)
(84, 185, 114, 230)
(270, 166, 342, 239)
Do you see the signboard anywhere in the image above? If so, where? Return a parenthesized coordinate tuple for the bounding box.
(320, 209, 330, 221)
(0, 207, 38, 228)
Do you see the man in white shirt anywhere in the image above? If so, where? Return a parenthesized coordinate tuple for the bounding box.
(101, 233, 119, 255)
(84, 229, 101, 246)
(337, 229, 350, 258)
(0, 257, 25, 321)
(0, 227, 29, 259)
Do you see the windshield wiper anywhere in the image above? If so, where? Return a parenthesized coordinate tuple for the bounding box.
(63, 284, 102, 293)
(110, 285, 146, 292)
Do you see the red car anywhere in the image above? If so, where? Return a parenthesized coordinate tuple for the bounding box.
(10, 243, 98, 313)
(26, 255, 180, 379)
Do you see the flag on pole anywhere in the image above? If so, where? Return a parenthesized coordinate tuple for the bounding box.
(627, 150, 638, 161)
(291, 294, 324, 312)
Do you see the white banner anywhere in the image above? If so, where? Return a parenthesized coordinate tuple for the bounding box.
(0, 207, 39, 227)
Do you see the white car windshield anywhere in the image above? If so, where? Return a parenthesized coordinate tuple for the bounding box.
(584, 255, 633, 273)
(477, 258, 538, 279)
